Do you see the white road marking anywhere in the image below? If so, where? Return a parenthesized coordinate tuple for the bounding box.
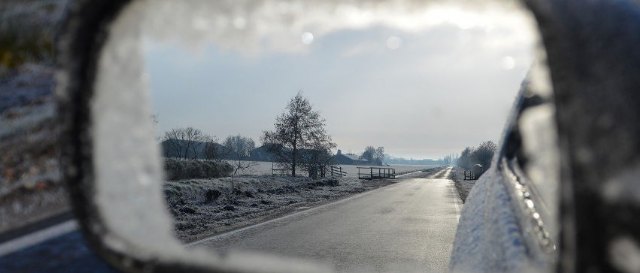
(443, 167, 462, 222)
(0, 220, 78, 257)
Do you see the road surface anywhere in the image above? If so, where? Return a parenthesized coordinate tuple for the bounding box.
(192, 167, 461, 273)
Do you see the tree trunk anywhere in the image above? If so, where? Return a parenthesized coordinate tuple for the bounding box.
(292, 144, 297, 177)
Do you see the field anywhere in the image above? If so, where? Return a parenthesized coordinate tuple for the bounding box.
(225, 160, 441, 178)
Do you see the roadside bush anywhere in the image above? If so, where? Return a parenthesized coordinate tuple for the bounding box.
(312, 178, 339, 187)
(456, 141, 497, 177)
(204, 189, 222, 203)
(164, 158, 233, 180)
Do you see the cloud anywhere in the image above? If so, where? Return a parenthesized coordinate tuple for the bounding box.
(137, 0, 538, 158)
(138, 0, 536, 55)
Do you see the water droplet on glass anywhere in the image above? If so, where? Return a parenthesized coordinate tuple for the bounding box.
(386, 36, 402, 50)
(192, 17, 208, 31)
(301, 32, 314, 45)
(233, 17, 247, 29)
(525, 199, 535, 209)
(532, 212, 540, 220)
(501, 56, 516, 70)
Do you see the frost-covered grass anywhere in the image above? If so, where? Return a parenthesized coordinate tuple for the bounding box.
(164, 176, 376, 242)
(164, 167, 442, 243)
(225, 161, 274, 176)
(451, 167, 477, 203)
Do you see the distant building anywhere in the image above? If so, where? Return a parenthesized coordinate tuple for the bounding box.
(249, 145, 277, 162)
(332, 150, 369, 165)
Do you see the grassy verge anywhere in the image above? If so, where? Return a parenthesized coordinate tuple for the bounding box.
(164, 176, 393, 243)
(166, 167, 442, 243)
(450, 167, 477, 203)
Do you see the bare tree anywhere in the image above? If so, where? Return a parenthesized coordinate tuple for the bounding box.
(262, 92, 335, 177)
(457, 147, 474, 170)
(223, 135, 256, 177)
(202, 135, 220, 161)
(360, 146, 376, 162)
(161, 127, 210, 159)
(473, 141, 497, 170)
(360, 146, 384, 165)
(162, 129, 184, 158)
(455, 141, 496, 177)
(222, 135, 256, 199)
(184, 127, 207, 159)
(301, 133, 336, 178)
(442, 154, 456, 166)
(375, 147, 385, 165)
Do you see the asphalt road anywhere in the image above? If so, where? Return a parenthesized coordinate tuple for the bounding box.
(193, 167, 461, 273)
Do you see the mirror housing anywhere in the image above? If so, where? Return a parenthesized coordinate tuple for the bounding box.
(56, 0, 640, 272)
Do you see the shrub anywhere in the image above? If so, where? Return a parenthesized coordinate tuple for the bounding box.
(204, 189, 222, 203)
(456, 141, 497, 177)
(164, 158, 233, 180)
(312, 178, 339, 187)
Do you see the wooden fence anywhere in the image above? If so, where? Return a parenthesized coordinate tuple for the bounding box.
(271, 163, 348, 178)
(464, 170, 480, 180)
(358, 167, 396, 180)
(271, 162, 289, 176)
(329, 166, 347, 177)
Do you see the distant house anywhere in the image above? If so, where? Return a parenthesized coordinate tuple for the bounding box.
(249, 145, 277, 162)
(332, 150, 369, 165)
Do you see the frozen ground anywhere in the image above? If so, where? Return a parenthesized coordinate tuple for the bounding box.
(164, 167, 442, 243)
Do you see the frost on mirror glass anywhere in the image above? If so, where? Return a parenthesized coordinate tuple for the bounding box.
(133, 0, 554, 271)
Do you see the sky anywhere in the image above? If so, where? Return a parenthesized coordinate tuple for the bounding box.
(142, 0, 536, 159)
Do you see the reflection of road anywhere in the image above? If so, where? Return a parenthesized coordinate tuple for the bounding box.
(193, 167, 460, 272)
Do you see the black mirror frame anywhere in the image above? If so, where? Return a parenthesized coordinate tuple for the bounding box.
(57, 0, 218, 272)
(57, 0, 136, 272)
(57, 0, 640, 272)
(524, 1, 640, 272)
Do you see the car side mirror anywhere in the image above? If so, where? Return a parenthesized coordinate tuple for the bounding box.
(56, 0, 640, 272)
(57, 1, 331, 272)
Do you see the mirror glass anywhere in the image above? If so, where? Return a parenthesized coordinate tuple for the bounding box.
(101, 0, 556, 272)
